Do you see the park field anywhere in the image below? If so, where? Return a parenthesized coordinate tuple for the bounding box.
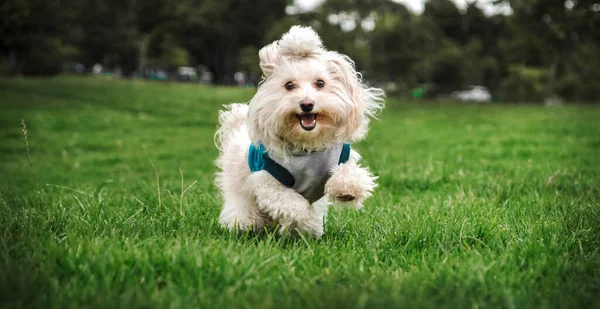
(0, 76, 599, 308)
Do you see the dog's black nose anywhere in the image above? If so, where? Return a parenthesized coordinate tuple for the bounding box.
(300, 100, 314, 112)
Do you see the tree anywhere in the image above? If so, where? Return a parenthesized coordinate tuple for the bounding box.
(0, 0, 79, 75)
(423, 0, 464, 44)
(499, 0, 600, 100)
(74, 0, 139, 73)
(178, 0, 286, 84)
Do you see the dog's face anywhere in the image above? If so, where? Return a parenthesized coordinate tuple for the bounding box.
(248, 26, 384, 158)
(250, 56, 355, 153)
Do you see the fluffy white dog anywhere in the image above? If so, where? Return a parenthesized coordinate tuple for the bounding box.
(214, 26, 384, 238)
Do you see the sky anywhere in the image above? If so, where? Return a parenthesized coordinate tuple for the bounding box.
(294, 0, 513, 15)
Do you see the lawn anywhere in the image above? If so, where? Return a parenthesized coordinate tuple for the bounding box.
(0, 76, 599, 309)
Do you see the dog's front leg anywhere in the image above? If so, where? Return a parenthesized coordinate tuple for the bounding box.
(325, 150, 377, 209)
(247, 170, 324, 237)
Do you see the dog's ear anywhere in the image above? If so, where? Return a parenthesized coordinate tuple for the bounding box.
(259, 43, 280, 78)
(278, 26, 323, 59)
(327, 52, 385, 140)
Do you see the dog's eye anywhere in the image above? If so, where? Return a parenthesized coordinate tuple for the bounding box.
(284, 82, 294, 91)
(316, 80, 325, 88)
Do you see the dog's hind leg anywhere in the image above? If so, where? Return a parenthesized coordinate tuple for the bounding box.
(215, 104, 271, 232)
(219, 189, 270, 232)
(216, 144, 270, 232)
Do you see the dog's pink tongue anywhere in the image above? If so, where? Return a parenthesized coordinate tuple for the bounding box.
(300, 114, 316, 126)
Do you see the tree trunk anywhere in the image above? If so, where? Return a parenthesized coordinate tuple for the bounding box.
(138, 35, 150, 76)
(544, 54, 560, 101)
(8, 50, 18, 75)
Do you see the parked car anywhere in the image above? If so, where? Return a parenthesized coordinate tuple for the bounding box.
(451, 86, 492, 102)
(177, 66, 198, 81)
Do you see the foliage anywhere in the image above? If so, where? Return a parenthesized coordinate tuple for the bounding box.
(552, 42, 600, 101)
(499, 65, 548, 102)
(0, 0, 79, 75)
(1, 0, 599, 101)
(148, 34, 190, 69)
(237, 46, 261, 77)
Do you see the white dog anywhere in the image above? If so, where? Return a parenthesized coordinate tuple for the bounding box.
(214, 26, 384, 238)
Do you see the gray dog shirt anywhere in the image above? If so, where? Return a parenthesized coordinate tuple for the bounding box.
(248, 142, 351, 203)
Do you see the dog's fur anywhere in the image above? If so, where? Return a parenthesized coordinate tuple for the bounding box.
(214, 26, 384, 237)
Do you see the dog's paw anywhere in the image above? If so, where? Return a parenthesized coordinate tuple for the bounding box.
(278, 210, 324, 238)
(325, 162, 377, 209)
(336, 194, 356, 202)
(334, 194, 363, 209)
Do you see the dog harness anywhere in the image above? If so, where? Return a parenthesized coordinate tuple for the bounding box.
(248, 142, 351, 203)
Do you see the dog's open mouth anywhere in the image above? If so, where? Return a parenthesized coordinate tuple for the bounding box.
(296, 113, 317, 131)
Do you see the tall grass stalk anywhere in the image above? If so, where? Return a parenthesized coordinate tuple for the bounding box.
(21, 119, 41, 204)
(179, 167, 197, 216)
(143, 146, 161, 211)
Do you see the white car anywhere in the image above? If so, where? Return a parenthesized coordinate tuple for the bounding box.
(452, 86, 492, 102)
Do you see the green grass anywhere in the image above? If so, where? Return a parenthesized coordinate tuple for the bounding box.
(0, 76, 599, 309)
